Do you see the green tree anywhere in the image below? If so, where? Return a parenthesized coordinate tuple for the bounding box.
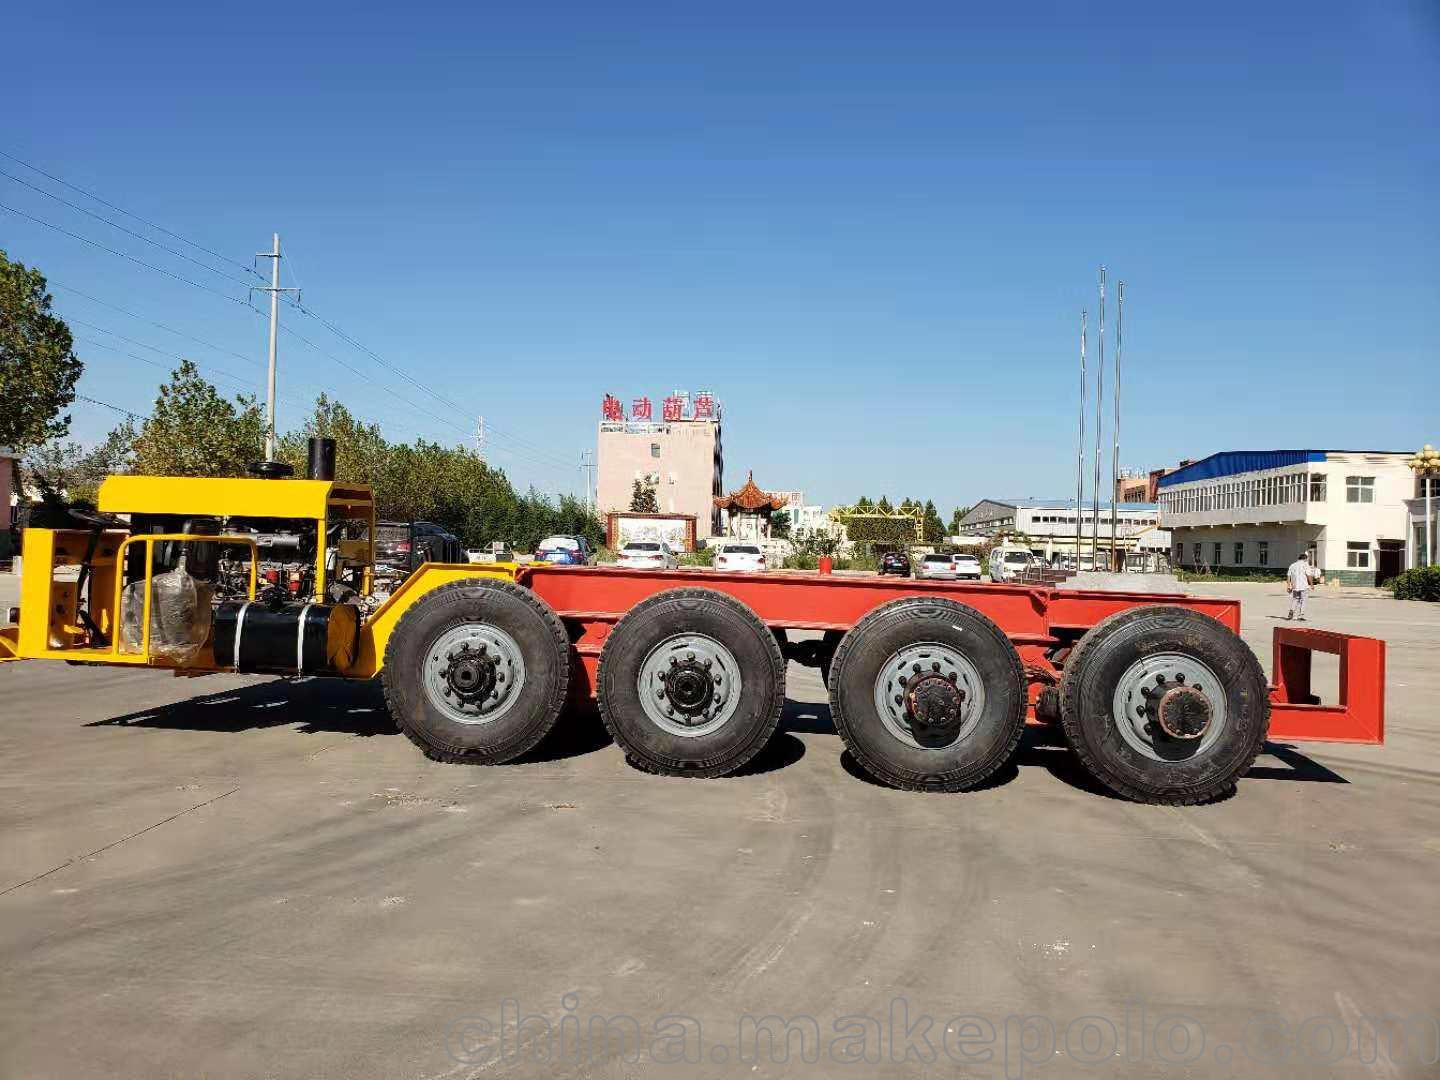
(0, 250, 83, 454)
(23, 420, 137, 504)
(131, 361, 264, 477)
(768, 513, 791, 539)
(853, 496, 873, 511)
(949, 506, 970, 535)
(922, 499, 946, 543)
(277, 394, 388, 489)
(630, 478, 659, 513)
(876, 495, 893, 514)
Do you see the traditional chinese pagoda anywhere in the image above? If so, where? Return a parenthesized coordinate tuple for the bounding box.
(714, 472, 789, 541)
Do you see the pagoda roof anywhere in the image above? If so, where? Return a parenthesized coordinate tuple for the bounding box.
(714, 471, 789, 512)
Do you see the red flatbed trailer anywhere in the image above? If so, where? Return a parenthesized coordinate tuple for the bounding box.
(375, 564, 1382, 804)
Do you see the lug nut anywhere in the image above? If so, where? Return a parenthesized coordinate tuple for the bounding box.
(686, 651, 695, 661)
(894, 694, 904, 705)
(703, 658, 713, 669)
(1175, 673, 1185, 683)
(932, 661, 941, 672)
(670, 657, 678, 667)
(1155, 674, 1166, 685)
(913, 663, 922, 674)
(657, 689, 666, 699)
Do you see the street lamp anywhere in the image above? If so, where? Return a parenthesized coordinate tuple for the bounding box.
(1408, 445, 1440, 568)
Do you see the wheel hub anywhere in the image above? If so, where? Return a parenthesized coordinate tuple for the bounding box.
(875, 643, 985, 751)
(905, 671, 966, 731)
(1150, 683, 1212, 740)
(638, 636, 741, 738)
(663, 658, 716, 718)
(444, 643, 498, 704)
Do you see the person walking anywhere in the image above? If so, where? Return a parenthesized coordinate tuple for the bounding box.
(1285, 551, 1322, 620)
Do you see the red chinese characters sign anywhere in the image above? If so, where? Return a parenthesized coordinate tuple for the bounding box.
(603, 392, 718, 420)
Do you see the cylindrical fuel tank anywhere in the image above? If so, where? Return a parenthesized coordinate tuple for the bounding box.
(213, 601, 360, 674)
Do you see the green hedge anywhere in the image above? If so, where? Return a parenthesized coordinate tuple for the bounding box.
(1388, 566, 1440, 601)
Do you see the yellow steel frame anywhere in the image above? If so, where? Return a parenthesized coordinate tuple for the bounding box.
(0, 472, 531, 677)
(342, 560, 522, 677)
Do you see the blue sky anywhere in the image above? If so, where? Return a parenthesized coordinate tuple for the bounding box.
(5, 1, 1437, 512)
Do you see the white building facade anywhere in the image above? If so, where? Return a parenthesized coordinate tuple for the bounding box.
(960, 499, 1164, 564)
(1157, 450, 1414, 585)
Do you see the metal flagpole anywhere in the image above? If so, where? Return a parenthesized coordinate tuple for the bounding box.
(1076, 310, 1087, 567)
(1110, 281, 1123, 564)
(1092, 267, 1106, 567)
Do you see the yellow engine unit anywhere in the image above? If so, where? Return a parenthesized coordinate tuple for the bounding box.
(0, 458, 518, 678)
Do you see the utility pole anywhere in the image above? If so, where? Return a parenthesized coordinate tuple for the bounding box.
(1076, 309, 1087, 569)
(1110, 281, 1123, 565)
(475, 415, 487, 461)
(253, 233, 298, 460)
(1092, 266, 1106, 567)
(580, 449, 596, 513)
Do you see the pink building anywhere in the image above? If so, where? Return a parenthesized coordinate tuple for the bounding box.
(596, 392, 724, 538)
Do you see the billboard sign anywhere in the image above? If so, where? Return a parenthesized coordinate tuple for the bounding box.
(601, 390, 719, 423)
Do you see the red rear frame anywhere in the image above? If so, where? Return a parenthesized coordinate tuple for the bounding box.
(517, 566, 1384, 746)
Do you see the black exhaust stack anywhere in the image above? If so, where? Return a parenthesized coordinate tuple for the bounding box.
(307, 437, 337, 481)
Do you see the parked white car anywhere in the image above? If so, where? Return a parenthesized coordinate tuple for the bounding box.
(617, 540, 678, 570)
(951, 553, 983, 580)
(713, 542, 766, 572)
(916, 552, 961, 580)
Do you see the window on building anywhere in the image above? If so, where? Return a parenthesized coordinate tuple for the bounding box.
(1174, 542, 1183, 561)
(1234, 541, 1244, 564)
(1212, 542, 1222, 565)
(1258, 541, 1269, 566)
(1346, 476, 1375, 503)
(650, 443, 661, 458)
(1310, 473, 1326, 502)
(1347, 542, 1370, 569)
(1192, 542, 1202, 564)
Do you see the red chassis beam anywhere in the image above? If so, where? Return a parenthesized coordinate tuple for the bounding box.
(519, 566, 1384, 748)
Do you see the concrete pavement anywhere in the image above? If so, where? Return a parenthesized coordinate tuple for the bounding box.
(1, 578, 1437, 1078)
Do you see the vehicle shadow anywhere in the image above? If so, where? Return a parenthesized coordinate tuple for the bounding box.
(783, 698, 1346, 797)
(88, 677, 395, 738)
(87, 679, 615, 765)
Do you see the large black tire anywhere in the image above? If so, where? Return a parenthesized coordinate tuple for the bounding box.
(382, 578, 570, 765)
(828, 598, 1026, 791)
(1059, 605, 1269, 804)
(597, 588, 785, 777)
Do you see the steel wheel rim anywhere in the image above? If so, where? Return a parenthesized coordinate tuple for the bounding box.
(422, 623, 527, 725)
(1111, 652, 1228, 761)
(873, 641, 987, 750)
(638, 633, 743, 738)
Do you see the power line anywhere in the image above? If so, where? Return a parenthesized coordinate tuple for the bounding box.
(75, 393, 148, 421)
(0, 168, 258, 290)
(286, 299, 578, 471)
(71, 325, 264, 392)
(0, 202, 253, 308)
(0, 149, 264, 280)
(49, 281, 262, 368)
